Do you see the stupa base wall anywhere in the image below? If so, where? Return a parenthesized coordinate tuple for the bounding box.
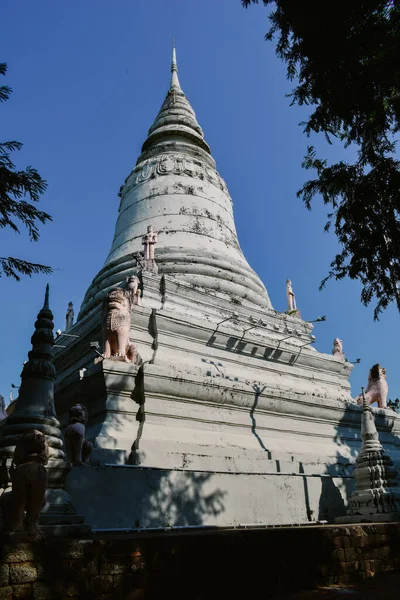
(65, 464, 350, 529)
(56, 354, 400, 530)
(54, 276, 400, 530)
(55, 358, 400, 471)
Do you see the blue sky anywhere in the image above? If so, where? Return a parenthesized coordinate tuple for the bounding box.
(1, 0, 398, 403)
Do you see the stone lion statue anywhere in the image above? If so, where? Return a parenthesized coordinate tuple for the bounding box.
(102, 287, 138, 362)
(64, 404, 93, 466)
(355, 364, 388, 409)
(126, 275, 141, 306)
(0, 429, 49, 536)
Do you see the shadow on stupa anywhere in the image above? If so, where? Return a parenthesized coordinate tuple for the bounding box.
(207, 333, 299, 365)
(138, 470, 226, 528)
(127, 367, 227, 528)
(62, 365, 227, 530)
(249, 384, 271, 456)
(65, 462, 227, 530)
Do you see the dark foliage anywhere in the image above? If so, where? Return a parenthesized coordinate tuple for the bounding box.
(0, 62, 52, 280)
(388, 398, 400, 412)
(243, 1, 400, 318)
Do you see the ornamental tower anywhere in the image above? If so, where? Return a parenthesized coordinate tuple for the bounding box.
(340, 395, 400, 521)
(54, 46, 400, 530)
(0, 286, 88, 535)
(0, 285, 63, 458)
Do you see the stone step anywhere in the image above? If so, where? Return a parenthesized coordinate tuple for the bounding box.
(39, 514, 85, 525)
(134, 449, 301, 474)
(41, 523, 91, 537)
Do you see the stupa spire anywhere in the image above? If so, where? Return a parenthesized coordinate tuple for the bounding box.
(140, 40, 210, 157)
(0, 285, 64, 459)
(170, 37, 181, 90)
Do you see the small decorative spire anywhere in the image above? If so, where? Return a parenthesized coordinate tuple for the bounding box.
(0, 287, 90, 535)
(344, 387, 400, 518)
(170, 37, 181, 90)
(43, 283, 50, 310)
(0, 285, 63, 458)
(65, 301, 74, 332)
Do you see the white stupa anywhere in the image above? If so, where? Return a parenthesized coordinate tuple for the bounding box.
(55, 45, 400, 529)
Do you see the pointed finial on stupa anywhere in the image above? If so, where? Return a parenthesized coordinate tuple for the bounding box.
(43, 283, 50, 310)
(362, 387, 368, 410)
(170, 37, 181, 90)
(360, 387, 378, 442)
(38, 283, 52, 323)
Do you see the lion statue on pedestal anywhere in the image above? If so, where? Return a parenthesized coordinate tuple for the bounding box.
(355, 364, 388, 409)
(64, 404, 93, 467)
(102, 287, 138, 363)
(0, 429, 49, 538)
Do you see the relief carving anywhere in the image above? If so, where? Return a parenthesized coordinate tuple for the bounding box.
(123, 154, 229, 198)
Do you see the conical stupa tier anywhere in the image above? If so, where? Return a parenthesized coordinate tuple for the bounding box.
(79, 44, 272, 318)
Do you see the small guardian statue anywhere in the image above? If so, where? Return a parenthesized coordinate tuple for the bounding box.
(141, 224, 158, 273)
(286, 279, 299, 315)
(64, 404, 93, 466)
(65, 301, 74, 332)
(142, 224, 158, 260)
(332, 338, 345, 360)
(354, 364, 388, 409)
(0, 430, 49, 539)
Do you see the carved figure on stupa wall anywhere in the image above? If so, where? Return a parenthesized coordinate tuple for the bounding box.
(286, 279, 296, 312)
(64, 404, 93, 466)
(142, 224, 158, 260)
(65, 302, 74, 332)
